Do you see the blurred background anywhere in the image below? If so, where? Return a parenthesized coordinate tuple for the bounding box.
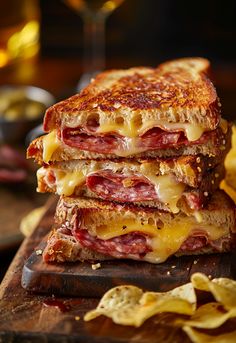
(0, 0, 236, 279)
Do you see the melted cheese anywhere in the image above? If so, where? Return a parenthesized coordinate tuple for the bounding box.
(53, 162, 99, 196)
(55, 170, 85, 196)
(95, 218, 229, 263)
(42, 130, 60, 163)
(140, 163, 185, 213)
(98, 118, 205, 141)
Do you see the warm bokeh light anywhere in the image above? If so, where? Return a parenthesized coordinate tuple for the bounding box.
(0, 51, 9, 68)
(0, 20, 39, 68)
(7, 21, 40, 60)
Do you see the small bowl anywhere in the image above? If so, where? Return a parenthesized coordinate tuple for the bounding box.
(0, 86, 55, 144)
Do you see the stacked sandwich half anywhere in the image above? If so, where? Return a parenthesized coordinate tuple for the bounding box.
(28, 58, 236, 264)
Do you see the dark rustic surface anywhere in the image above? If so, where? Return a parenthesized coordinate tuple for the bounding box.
(22, 238, 236, 297)
(0, 177, 47, 253)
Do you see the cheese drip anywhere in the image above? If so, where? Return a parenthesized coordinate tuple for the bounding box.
(98, 118, 205, 141)
(42, 130, 60, 163)
(53, 162, 99, 196)
(141, 163, 185, 213)
(94, 218, 229, 263)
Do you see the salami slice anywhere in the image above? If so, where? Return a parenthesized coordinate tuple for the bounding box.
(74, 229, 151, 259)
(63, 129, 124, 154)
(86, 170, 158, 202)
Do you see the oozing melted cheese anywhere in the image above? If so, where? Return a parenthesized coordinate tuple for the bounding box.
(94, 218, 229, 263)
(42, 130, 60, 163)
(52, 162, 99, 196)
(42, 163, 184, 212)
(141, 163, 185, 213)
(98, 119, 205, 141)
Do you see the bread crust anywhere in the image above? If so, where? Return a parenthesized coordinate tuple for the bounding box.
(43, 58, 220, 132)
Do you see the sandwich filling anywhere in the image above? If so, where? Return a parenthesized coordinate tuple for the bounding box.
(41, 120, 227, 160)
(68, 208, 232, 263)
(62, 126, 207, 157)
(39, 162, 220, 213)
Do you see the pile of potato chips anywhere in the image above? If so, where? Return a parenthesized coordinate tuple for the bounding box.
(84, 273, 236, 343)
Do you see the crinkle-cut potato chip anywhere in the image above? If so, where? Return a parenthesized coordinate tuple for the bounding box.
(177, 302, 236, 329)
(84, 283, 196, 327)
(191, 273, 236, 310)
(183, 326, 236, 343)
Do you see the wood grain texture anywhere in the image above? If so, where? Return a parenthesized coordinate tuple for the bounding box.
(22, 241, 236, 297)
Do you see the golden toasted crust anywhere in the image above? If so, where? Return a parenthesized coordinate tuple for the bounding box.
(43, 58, 220, 132)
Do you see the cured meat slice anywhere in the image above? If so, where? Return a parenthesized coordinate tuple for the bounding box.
(63, 130, 124, 154)
(74, 229, 151, 259)
(86, 170, 157, 202)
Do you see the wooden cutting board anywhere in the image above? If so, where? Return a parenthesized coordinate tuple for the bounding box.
(21, 198, 236, 297)
(22, 241, 236, 297)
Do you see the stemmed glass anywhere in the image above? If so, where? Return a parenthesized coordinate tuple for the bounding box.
(64, 0, 125, 91)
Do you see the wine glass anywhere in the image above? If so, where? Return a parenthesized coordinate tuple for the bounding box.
(64, 0, 125, 91)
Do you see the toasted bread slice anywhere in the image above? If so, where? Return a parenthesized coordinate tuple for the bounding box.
(54, 190, 236, 233)
(44, 58, 220, 134)
(43, 190, 236, 263)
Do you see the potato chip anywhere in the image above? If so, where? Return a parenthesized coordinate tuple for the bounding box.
(20, 206, 46, 237)
(84, 283, 196, 327)
(224, 125, 236, 190)
(183, 326, 236, 343)
(191, 273, 236, 310)
(177, 302, 236, 329)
